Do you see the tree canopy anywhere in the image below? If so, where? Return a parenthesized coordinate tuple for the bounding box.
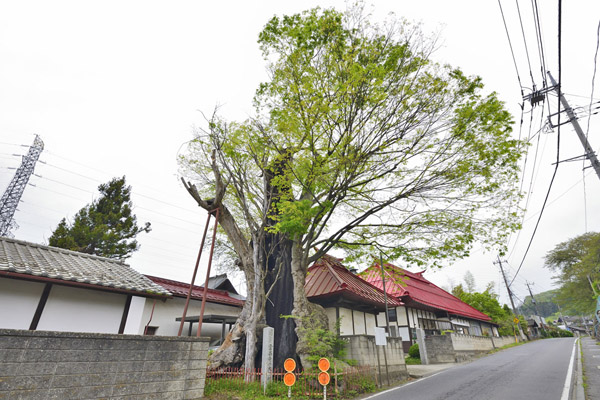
(185, 6, 524, 268)
(181, 5, 525, 369)
(49, 176, 150, 259)
(452, 283, 518, 336)
(544, 232, 600, 315)
(519, 289, 559, 318)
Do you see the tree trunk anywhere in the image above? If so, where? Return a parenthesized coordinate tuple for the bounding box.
(290, 240, 329, 370)
(243, 232, 266, 376)
(208, 293, 251, 369)
(263, 233, 297, 368)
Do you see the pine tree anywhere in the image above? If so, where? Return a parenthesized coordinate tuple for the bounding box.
(49, 177, 150, 259)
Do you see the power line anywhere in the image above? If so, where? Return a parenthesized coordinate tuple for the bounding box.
(37, 154, 199, 216)
(582, 18, 600, 232)
(531, 0, 548, 86)
(515, 0, 537, 89)
(497, 0, 525, 94)
(509, 1, 563, 287)
(43, 149, 198, 214)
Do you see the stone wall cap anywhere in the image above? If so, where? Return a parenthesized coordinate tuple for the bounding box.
(0, 328, 210, 342)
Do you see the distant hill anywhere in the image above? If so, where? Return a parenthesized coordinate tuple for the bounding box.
(519, 289, 560, 318)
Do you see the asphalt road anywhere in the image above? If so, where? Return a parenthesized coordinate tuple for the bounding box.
(366, 338, 577, 400)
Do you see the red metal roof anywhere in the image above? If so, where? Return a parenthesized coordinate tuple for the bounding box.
(145, 275, 244, 307)
(361, 264, 491, 322)
(305, 255, 402, 309)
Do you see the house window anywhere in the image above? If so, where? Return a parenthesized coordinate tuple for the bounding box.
(388, 308, 397, 322)
(418, 318, 438, 331)
(470, 323, 482, 336)
(144, 326, 158, 335)
(454, 326, 469, 335)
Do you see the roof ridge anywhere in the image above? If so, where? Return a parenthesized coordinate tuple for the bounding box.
(326, 262, 346, 288)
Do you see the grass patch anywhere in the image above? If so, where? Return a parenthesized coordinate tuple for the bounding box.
(204, 369, 378, 400)
(488, 340, 525, 354)
(404, 357, 421, 365)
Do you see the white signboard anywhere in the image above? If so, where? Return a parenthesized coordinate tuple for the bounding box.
(374, 327, 387, 346)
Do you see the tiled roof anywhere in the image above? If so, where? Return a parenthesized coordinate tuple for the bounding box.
(146, 275, 245, 307)
(361, 263, 491, 322)
(305, 255, 402, 309)
(0, 237, 171, 297)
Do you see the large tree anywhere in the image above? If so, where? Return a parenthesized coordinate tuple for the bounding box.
(181, 5, 523, 370)
(49, 176, 151, 259)
(545, 232, 600, 315)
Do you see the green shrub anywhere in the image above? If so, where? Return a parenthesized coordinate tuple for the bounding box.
(408, 343, 420, 358)
(542, 326, 574, 338)
(405, 356, 421, 365)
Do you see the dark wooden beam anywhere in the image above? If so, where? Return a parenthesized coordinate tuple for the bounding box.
(29, 283, 52, 330)
(118, 295, 133, 334)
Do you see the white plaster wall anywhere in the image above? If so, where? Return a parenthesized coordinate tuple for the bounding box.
(376, 312, 386, 327)
(396, 306, 408, 325)
(138, 296, 242, 341)
(354, 310, 366, 335)
(365, 313, 376, 335)
(339, 307, 354, 335)
(0, 278, 45, 329)
(37, 285, 126, 333)
(399, 326, 410, 341)
(124, 296, 147, 334)
(325, 307, 337, 331)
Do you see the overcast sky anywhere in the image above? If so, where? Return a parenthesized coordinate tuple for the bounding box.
(1, 0, 599, 308)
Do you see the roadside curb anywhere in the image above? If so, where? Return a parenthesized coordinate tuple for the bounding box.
(572, 337, 585, 400)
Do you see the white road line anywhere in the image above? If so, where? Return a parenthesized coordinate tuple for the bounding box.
(361, 371, 446, 399)
(561, 338, 579, 400)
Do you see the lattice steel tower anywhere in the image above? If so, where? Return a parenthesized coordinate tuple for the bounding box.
(0, 135, 44, 236)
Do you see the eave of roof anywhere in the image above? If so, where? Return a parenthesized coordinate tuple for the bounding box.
(0, 237, 171, 298)
(362, 264, 492, 322)
(145, 275, 244, 307)
(305, 255, 402, 310)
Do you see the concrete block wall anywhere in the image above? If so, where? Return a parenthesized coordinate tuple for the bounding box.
(424, 334, 521, 364)
(492, 335, 518, 348)
(341, 335, 408, 380)
(450, 334, 494, 351)
(0, 329, 209, 399)
(423, 334, 455, 363)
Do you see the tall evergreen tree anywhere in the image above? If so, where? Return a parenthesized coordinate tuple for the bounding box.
(49, 176, 150, 259)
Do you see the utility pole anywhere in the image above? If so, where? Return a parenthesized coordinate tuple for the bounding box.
(0, 135, 44, 236)
(495, 255, 518, 314)
(546, 71, 600, 181)
(525, 281, 546, 333)
(555, 300, 570, 331)
(495, 255, 526, 340)
(587, 275, 599, 297)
